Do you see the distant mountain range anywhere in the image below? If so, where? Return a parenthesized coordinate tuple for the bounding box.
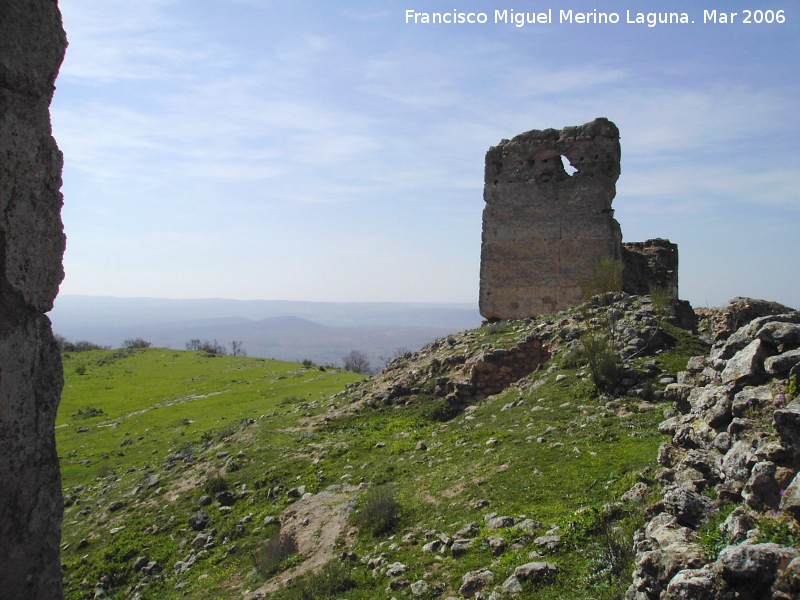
(48, 296, 483, 368)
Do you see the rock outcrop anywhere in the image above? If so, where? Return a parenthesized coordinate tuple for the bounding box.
(627, 300, 800, 600)
(0, 1, 68, 597)
(479, 119, 679, 320)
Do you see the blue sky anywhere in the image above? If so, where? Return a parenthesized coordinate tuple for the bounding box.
(51, 0, 800, 308)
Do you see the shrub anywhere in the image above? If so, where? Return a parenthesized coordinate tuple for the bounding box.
(581, 330, 620, 391)
(122, 338, 151, 349)
(56, 336, 109, 352)
(649, 285, 675, 319)
(424, 397, 461, 422)
(283, 560, 356, 599)
(204, 474, 228, 495)
(72, 406, 104, 419)
(74, 364, 87, 376)
(301, 358, 314, 369)
(253, 531, 299, 578)
(352, 485, 398, 536)
(342, 350, 371, 374)
(185, 339, 228, 355)
(582, 257, 623, 300)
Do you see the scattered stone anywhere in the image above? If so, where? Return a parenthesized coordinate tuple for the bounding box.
(514, 561, 557, 582)
(459, 569, 494, 598)
(488, 536, 506, 556)
(502, 575, 523, 595)
(451, 539, 473, 557)
(487, 516, 515, 529)
(410, 580, 429, 597)
(422, 540, 444, 554)
(216, 490, 236, 506)
(188, 511, 210, 531)
(533, 535, 561, 551)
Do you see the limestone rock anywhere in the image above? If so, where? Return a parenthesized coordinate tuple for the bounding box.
(779, 473, 800, 519)
(501, 575, 523, 595)
(765, 348, 800, 376)
(0, 1, 67, 597)
(663, 567, 717, 600)
(718, 543, 798, 587)
(721, 339, 771, 386)
(513, 561, 557, 582)
(774, 398, 800, 453)
(459, 568, 494, 598)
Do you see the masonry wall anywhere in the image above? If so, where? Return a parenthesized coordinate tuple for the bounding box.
(0, 1, 68, 597)
(479, 118, 623, 320)
(622, 238, 679, 297)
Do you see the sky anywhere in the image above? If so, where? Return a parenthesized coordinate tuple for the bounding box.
(51, 0, 800, 308)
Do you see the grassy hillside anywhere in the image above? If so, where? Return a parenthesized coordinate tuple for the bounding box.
(57, 350, 363, 598)
(57, 297, 707, 599)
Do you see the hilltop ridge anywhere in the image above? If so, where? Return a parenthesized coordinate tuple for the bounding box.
(56, 292, 800, 599)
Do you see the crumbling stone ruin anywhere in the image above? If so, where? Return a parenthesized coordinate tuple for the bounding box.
(479, 118, 678, 320)
(0, 1, 68, 597)
(622, 239, 679, 297)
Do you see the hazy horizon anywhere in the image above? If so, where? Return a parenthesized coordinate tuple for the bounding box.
(52, 1, 800, 310)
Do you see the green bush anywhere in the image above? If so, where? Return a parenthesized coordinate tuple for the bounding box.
(581, 331, 620, 391)
(352, 485, 398, 536)
(122, 337, 152, 349)
(253, 531, 299, 578)
(204, 473, 228, 495)
(649, 285, 675, 318)
(424, 397, 461, 422)
(72, 406, 104, 419)
(282, 560, 356, 599)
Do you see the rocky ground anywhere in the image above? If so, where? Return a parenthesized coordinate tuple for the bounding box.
(57, 294, 800, 599)
(627, 298, 800, 599)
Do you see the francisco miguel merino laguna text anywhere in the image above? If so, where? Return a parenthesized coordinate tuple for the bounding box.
(404, 9, 693, 28)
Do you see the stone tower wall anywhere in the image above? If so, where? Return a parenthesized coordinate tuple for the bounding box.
(0, 1, 68, 597)
(479, 118, 623, 320)
(622, 238, 679, 297)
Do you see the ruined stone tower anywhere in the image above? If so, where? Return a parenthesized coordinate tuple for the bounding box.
(479, 118, 679, 320)
(0, 1, 67, 597)
(479, 118, 624, 319)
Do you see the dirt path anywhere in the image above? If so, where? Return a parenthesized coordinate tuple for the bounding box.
(246, 487, 359, 598)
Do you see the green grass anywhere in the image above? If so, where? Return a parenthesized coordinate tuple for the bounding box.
(58, 348, 362, 599)
(57, 307, 703, 599)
